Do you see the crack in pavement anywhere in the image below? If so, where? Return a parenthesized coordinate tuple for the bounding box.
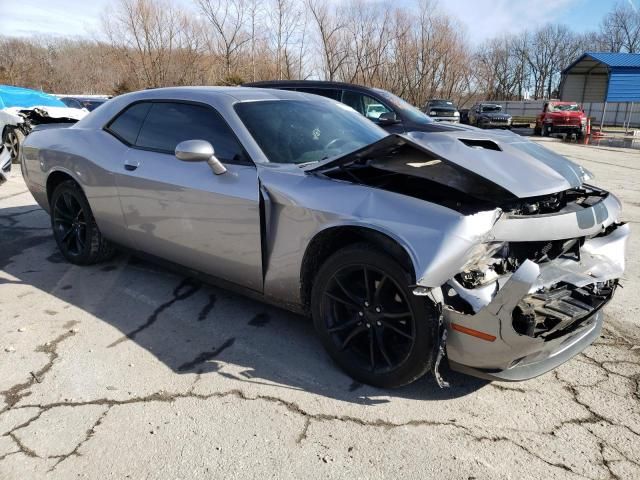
(0, 325, 78, 414)
(108, 278, 201, 347)
(47, 406, 111, 472)
(598, 440, 623, 480)
(473, 434, 579, 477)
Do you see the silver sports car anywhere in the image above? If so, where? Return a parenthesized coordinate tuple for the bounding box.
(21, 87, 629, 388)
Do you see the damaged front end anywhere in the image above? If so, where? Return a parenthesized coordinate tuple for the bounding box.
(306, 132, 627, 381)
(443, 187, 628, 381)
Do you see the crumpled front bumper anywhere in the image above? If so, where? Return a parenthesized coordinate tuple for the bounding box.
(444, 222, 629, 381)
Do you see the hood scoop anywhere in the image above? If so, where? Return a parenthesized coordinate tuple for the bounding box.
(459, 138, 501, 151)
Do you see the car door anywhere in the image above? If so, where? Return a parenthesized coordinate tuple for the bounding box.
(110, 100, 263, 292)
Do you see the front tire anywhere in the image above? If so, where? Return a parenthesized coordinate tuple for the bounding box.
(311, 243, 439, 388)
(50, 180, 116, 265)
(3, 127, 23, 164)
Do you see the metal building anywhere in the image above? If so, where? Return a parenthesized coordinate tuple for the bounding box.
(560, 52, 640, 103)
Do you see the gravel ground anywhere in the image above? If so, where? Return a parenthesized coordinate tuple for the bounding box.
(0, 138, 639, 479)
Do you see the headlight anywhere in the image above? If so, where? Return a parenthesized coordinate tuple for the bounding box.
(461, 242, 507, 273)
(581, 118, 587, 124)
(454, 111, 460, 117)
(544, 118, 553, 123)
(429, 110, 437, 116)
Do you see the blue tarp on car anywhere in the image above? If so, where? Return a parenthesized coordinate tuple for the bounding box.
(0, 85, 65, 109)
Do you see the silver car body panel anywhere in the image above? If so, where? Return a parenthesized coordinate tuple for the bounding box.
(20, 86, 628, 381)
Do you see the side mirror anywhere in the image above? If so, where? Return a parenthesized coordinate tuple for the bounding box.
(378, 111, 400, 125)
(175, 139, 227, 175)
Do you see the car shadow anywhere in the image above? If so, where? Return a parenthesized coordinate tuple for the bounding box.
(0, 203, 489, 405)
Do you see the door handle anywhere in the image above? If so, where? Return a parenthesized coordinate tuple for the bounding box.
(124, 159, 140, 171)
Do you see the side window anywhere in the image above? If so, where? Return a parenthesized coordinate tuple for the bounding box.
(361, 94, 392, 120)
(106, 102, 152, 145)
(299, 88, 341, 101)
(135, 102, 246, 163)
(341, 91, 392, 120)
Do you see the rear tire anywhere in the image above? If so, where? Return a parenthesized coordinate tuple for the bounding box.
(50, 180, 116, 265)
(311, 243, 439, 388)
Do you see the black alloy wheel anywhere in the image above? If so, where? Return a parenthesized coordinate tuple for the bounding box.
(53, 190, 88, 258)
(312, 243, 438, 388)
(50, 180, 116, 265)
(322, 264, 416, 374)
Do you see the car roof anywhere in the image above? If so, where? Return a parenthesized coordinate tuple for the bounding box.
(244, 80, 376, 92)
(138, 85, 315, 101)
(74, 86, 333, 130)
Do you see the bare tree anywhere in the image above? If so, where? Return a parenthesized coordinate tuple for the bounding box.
(307, 0, 348, 81)
(268, 0, 302, 79)
(599, 1, 640, 53)
(102, 0, 204, 89)
(195, 0, 250, 80)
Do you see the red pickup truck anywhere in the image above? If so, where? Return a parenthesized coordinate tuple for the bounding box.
(534, 101, 588, 138)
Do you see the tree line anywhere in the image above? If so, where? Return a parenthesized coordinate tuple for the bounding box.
(0, 0, 637, 107)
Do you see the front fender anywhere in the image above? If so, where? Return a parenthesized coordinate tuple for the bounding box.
(258, 164, 500, 306)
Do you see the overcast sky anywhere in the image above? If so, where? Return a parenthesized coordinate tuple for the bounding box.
(0, 0, 624, 44)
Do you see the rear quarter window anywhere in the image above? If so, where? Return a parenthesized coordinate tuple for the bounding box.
(106, 102, 152, 145)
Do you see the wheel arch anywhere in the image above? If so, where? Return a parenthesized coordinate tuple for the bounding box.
(299, 225, 417, 313)
(46, 169, 83, 207)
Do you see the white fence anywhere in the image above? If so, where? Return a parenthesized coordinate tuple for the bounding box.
(487, 100, 640, 128)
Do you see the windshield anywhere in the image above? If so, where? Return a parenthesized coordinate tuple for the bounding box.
(481, 105, 502, 113)
(430, 100, 454, 107)
(373, 88, 434, 124)
(235, 100, 388, 164)
(549, 103, 580, 112)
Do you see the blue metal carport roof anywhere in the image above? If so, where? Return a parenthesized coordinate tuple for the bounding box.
(562, 53, 640, 102)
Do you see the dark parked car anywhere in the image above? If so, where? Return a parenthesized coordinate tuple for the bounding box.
(245, 80, 472, 135)
(60, 96, 109, 111)
(423, 99, 460, 123)
(468, 103, 513, 129)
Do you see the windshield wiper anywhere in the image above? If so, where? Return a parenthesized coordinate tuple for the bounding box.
(297, 160, 322, 168)
(297, 155, 335, 168)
